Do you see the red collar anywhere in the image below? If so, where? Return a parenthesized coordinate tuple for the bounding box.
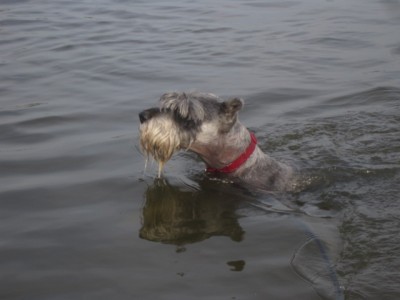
(206, 132, 257, 174)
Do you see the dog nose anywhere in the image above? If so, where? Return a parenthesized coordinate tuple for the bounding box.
(139, 111, 149, 124)
(139, 108, 159, 124)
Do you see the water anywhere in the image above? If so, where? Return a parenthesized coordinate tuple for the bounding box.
(1, 0, 399, 299)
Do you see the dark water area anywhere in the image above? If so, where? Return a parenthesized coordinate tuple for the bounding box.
(1, 0, 400, 299)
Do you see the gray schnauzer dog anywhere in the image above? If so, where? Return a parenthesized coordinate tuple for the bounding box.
(139, 92, 294, 191)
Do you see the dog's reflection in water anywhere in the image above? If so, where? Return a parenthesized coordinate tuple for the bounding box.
(139, 178, 245, 246)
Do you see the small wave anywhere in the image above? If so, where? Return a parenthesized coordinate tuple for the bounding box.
(325, 86, 400, 109)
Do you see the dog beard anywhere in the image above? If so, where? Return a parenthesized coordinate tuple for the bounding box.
(139, 115, 182, 177)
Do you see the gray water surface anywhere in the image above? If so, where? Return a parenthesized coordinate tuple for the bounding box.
(1, 0, 400, 299)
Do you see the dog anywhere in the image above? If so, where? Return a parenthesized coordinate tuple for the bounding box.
(139, 92, 294, 191)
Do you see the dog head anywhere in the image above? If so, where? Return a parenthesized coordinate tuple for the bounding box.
(139, 92, 244, 176)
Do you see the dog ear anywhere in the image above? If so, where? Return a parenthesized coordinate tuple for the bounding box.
(221, 97, 243, 119)
(159, 92, 205, 122)
(219, 98, 244, 132)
